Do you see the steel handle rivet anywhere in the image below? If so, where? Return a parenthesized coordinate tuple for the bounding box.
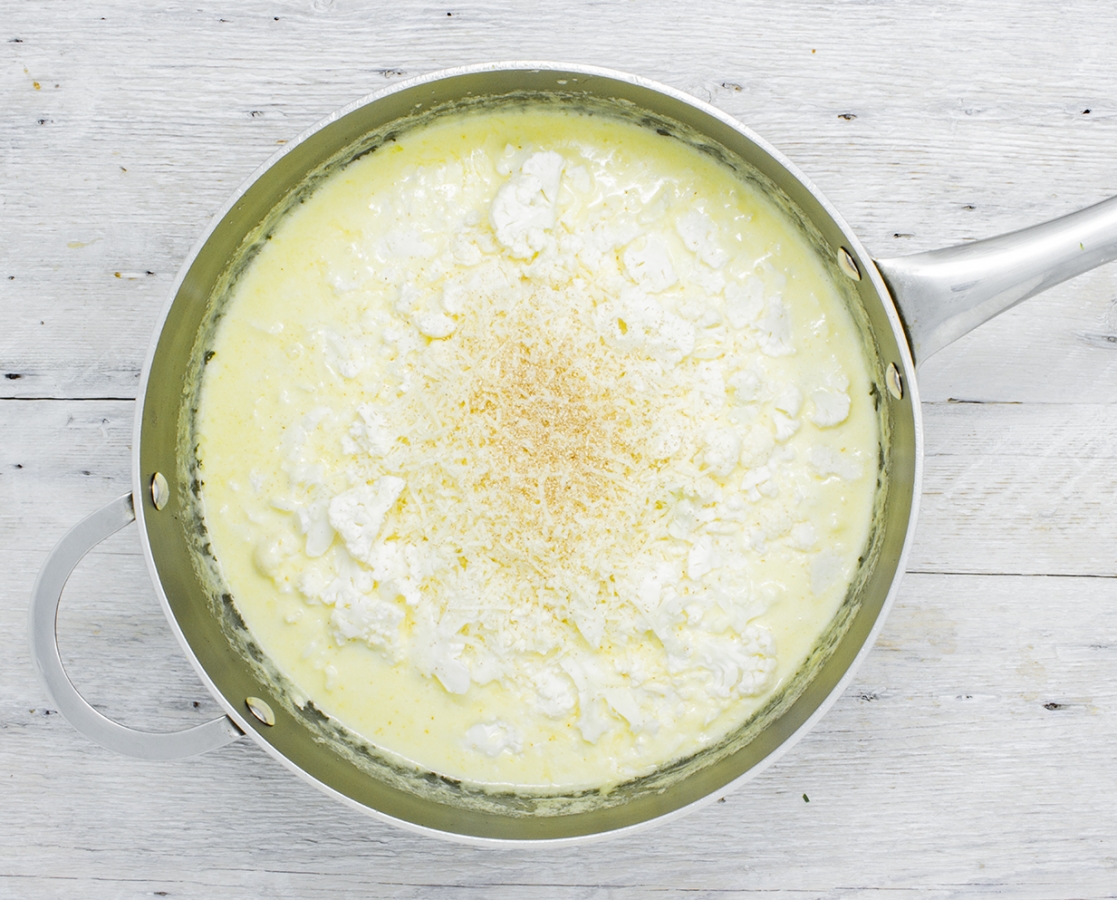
(150, 472, 170, 511)
(839, 247, 862, 281)
(246, 697, 276, 726)
(886, 363, 904, 400)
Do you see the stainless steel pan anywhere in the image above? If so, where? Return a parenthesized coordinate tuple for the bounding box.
(29, 62, 1117, 845)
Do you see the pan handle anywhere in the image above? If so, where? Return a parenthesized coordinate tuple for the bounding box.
(29, 493, 244, 759)
(874, 194, 1117, 367)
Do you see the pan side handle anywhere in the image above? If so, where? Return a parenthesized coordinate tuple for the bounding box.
(29, 493, 244, 759)
(874, 195, 1117, 367)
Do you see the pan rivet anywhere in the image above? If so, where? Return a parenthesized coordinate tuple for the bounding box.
(246, 697, 276, 726)
(838, 247, 862, 281)
(886, 363, 904, 400)
(150, 472, 169, 510)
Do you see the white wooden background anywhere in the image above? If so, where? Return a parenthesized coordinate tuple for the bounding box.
(4, 1, 1117, 896)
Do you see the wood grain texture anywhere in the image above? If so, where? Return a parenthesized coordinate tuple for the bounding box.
(3, 0, 1117, 895)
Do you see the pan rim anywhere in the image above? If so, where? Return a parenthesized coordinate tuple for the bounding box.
(131, 60, 924, 846)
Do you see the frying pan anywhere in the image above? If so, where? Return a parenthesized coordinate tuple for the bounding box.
(28, 63, 1117, 845)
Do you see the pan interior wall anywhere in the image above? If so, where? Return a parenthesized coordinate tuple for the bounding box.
(136, 70, 916, 840)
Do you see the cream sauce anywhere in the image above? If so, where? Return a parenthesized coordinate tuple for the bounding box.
(195, 106, 878, 791)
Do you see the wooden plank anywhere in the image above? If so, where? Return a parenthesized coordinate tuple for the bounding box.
(3, 569, 1115, 895)
(909, 401, 1117, 576)
(0, 400, 133, 550)
(9, 398, 1117, 576)
(3, 1, 1117, 400)
(4, 398, 1117, 893)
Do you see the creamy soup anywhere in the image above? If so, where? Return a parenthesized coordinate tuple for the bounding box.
(194, 104, 878, 792)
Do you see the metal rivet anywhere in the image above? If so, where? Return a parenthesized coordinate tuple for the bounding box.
(886, 363, 904, 400)
(246, 697, 275, 726)
(150, 472, 169, 510)
(838, 247, 862, 281)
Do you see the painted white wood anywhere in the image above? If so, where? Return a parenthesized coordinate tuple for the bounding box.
(4, 0, 1117, 895)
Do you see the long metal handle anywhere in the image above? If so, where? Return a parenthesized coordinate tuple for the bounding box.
(874, 195, 1117, 367)
(29, 493, 243, 759)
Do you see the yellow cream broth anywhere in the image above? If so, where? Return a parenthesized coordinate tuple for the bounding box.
(195, 105, 878, 791)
